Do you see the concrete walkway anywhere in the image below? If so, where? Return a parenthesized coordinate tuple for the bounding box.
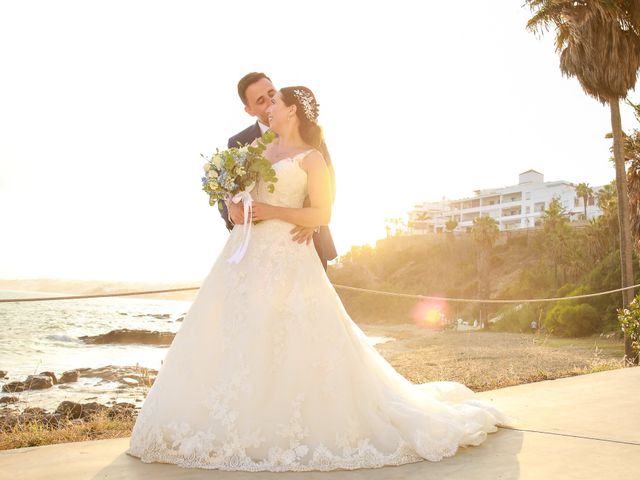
(2, 367, 639, 479)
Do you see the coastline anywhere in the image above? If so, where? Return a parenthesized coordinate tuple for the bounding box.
(1, 325, 625, 450)
(0, 279, 627, 451)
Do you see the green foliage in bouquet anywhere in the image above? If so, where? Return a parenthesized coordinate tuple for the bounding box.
(201, 131, 277, 206)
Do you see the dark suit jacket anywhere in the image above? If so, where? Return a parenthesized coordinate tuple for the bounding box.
(219, 121, 338, 270)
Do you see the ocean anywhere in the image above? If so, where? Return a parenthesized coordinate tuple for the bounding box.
(0, 290, 190, 410)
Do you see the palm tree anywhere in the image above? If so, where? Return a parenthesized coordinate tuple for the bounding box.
(525, 0, 640, 363)
(575, 182, 594, 220)
(597, 180, 621, 239)
(385, 217, 406, 237)
(541, 197, 572, 287)
(413, 211, 431, 232)
(621, 100, 640, 251)
(445, 218, 459, 234)
(597, 181, 617, 214)
(471, 215, 499, 327)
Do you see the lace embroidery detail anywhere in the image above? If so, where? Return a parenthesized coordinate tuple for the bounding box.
(127, 390, 425, 472)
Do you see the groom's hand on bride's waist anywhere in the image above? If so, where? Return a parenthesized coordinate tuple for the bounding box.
(290, 225, 316, 245)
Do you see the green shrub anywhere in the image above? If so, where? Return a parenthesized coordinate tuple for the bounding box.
(490, 303, 538, 333)
(544, 303, 600, 337)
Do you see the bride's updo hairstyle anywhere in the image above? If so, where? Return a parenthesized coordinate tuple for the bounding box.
(280, 86, 323, 149)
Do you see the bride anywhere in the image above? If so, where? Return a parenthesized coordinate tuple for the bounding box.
(126, 86, 506, 472)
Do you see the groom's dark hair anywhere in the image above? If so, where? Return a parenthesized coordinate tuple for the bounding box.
(237, 72, 272, 105)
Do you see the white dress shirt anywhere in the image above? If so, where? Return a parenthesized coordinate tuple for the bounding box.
(258, 121, 269, 135)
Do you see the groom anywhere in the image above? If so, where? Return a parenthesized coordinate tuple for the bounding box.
(219, 72, 338, 270)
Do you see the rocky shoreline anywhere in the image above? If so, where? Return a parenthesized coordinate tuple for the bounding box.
(2, 364, 157, 395)
(0, 364, 157, 430)
(0, 326, 186, 420)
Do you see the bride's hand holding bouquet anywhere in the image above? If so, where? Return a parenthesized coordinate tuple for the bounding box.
(201, 130, 277, 211)
(201, 130, 277, 263)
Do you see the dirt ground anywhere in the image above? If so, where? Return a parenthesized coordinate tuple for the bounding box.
(361, 324, 625, 391)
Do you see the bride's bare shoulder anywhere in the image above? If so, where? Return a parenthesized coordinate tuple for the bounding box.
(300, 149, 326, 170)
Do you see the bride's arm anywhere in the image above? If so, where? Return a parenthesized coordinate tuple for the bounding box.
(251, 151, 332, 227)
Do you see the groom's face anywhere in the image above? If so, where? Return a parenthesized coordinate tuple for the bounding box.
(244, 78, 276, 126)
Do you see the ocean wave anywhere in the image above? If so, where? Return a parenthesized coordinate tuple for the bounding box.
(45, 334, 81, 343)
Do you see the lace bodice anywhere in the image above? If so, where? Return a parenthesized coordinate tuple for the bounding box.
(253, 150, 312, 208)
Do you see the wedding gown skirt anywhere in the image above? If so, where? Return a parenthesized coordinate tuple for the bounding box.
(127, 153, 506, 471)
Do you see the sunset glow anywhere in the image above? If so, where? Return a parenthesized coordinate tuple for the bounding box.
(0, 1, 635, 282)
(411, 299, 449, 330)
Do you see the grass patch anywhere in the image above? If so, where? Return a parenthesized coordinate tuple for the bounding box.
(0, 409, 135, 451)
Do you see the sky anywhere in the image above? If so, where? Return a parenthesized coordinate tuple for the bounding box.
(0, 0, 638, 283)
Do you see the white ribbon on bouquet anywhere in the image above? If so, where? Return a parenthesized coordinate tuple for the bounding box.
(227, 181, 256, 264)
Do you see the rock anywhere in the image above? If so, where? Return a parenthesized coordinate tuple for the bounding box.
(79, 402, 108, 419)
(3, 374, 56, 391)
(175, 316, 184, 322)
(55, 401, 108, 420)
(0, 413, 19, 431)
(22, 407, 47, 416)
(41, 413, 66, 428)
(38, 371, 58, 384)
(120, 377, 139, 386)
(2, 381, 25, 393)
(75, 365, 157, 384)
(78, 329, 175, 345)
(24, 375, 54, 390)
(55, 401, 83, 419)
(59, 370, 79, 383)
(0, 410, 67, 430)
(0, 396, 18, 404)
(107, 402, 136, 419)
(0, 370, 7, 378)
(133, 313, 171, 319)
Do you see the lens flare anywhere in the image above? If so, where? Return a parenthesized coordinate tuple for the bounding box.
(411, 298, 448, 330)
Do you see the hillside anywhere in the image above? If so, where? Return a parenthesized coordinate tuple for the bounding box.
(327, 229, 628, 334)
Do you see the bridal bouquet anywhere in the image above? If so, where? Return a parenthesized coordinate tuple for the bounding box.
(201, 130, 277, 206)
(201, 130, 277, 263)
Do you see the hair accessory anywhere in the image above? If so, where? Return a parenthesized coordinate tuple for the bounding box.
(292, 89, 318, 123)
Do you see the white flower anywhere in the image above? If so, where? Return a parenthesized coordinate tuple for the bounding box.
(212, 154, 223, 168)
(208, 169, 218, 179)
(204, 163, 211, 173)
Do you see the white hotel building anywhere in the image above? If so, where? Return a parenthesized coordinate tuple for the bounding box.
(408, 170, 604, 234)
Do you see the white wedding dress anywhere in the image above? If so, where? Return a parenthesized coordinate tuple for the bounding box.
(126, 150, 506, 472)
